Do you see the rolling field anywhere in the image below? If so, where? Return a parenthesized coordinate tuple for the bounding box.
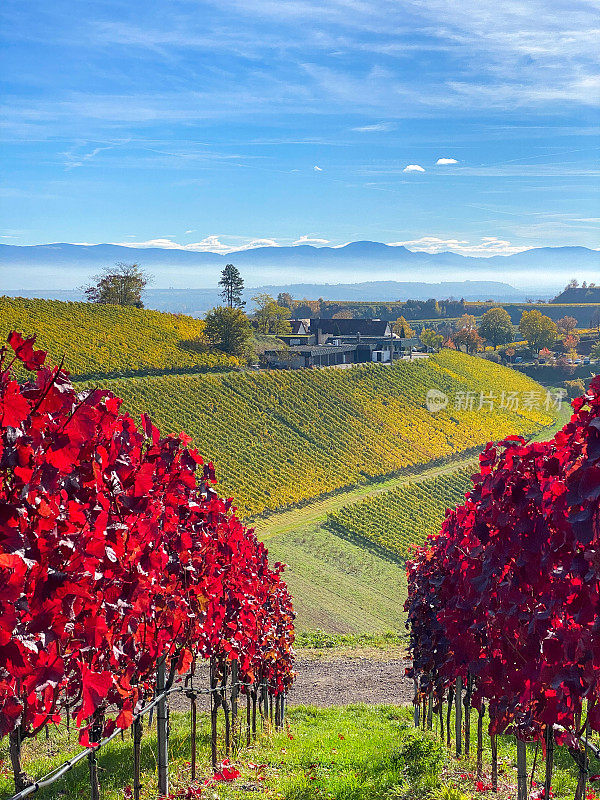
(257, 405, 571, 634)
(0, 296, 237, 378)
(100, 350, 559, 517)
(327, 466, 475, 560)
(0, 298, 569, 635)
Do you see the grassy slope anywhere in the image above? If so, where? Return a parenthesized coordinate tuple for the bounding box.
(0, 295, 236, 378)
(265, 522, 407, 634)
(327, 465, 476, 561)
(258, 405, 571, 635)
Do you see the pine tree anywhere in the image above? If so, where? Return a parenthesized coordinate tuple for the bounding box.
(219, 264, 245, 308)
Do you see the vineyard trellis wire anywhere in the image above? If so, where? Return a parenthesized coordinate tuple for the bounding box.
(7, 660, 288, 800)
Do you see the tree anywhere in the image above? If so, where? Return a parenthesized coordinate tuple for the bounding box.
(84, 263, 150, 307)
(563, 332, 579, 352)
(518, 309, 558, 353)
(420, 328, 444, 352)
(277, 292, 294, 310)
(556, 315, 578, 336)
(393, 316, 416, 338)
(252, 294, 292, 335)
(477, 307, 513, 349)
(456, 313, 477, 331)
(204, 306, 253, 356)
(451, 326, 483, 354)
(219, 264, 245, 308)
(591, 341, 600, 360)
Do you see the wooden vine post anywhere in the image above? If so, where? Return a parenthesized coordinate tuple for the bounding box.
(156, 658, 169, 798)
(132, 716, 143, 800)
(446, 686, 454, 748)
(220, 665, 231, 755)
(427, 693, 433, 730)
(516, 738, 527, 800)
(88, 710, 104, 800)
(230, 660, 239, 749)
(491, 733, 498, 791)
(189, 691, 197, 781)
(464, 674, 472, 756)
(210, 657, 220, 771)
(476, 702, 485, 778)
(455, 676, 463, 757)
(413, 679, 420, 728)
(246, 690, 252, 745)
(8, 727, 30, 793)
(251, 682, 257, 738)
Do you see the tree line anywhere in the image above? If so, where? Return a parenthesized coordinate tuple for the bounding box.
(81, 263, 595, 361)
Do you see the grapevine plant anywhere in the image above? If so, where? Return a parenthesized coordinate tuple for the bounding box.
(405, 379, 600, 798)
(0, 333, 294, 790)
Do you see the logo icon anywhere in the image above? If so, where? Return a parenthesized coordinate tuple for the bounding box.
(426, 388, 448, 413)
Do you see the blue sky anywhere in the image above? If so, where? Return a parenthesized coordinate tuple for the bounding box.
(1, 0, 598, 257)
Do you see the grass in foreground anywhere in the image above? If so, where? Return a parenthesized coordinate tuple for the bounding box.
(2, 704, 597, 800)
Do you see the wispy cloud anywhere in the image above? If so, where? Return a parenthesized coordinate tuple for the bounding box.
(352, 122, 394, 132)
(110, 235, 281, 254)
(62, 140, 129, 170)
(293, 235, 330, 245)
(389, 235, 529, 257)
(313, 165, 323, 171)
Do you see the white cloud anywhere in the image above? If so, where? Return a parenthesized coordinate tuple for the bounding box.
(184, 229, 195, 234)
(110, 235, 281, 254)
(293, 235, 330, 245)
(436, 157, 458, 165)
(388, 236, 530, 257)
(313, 165, 323, 171)
(403, 164, 426, 173)
(352, 122, 394, 132)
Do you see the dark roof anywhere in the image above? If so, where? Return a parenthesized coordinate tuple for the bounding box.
(289, 344, 358, 356)
(309, 318, 391, 336)
(289, 320, 309, 334)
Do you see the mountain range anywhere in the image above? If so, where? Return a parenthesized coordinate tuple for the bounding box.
(1, 242, 597, 310)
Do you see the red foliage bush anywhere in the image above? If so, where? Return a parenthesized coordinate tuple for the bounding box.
(406, 377, 600, 741)
(0, 333, 294, 745)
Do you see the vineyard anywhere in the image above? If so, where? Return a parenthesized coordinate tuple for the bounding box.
(0, 332, 294, 798)
(327, 465, 475, 560)
(405, 380, 600, 800)
(0, 297, 237, 378)
(100, 350, 560, 517)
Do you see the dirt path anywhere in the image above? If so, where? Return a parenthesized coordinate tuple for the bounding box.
(286, 654, 413, 707)
(169, 652, 413, 712)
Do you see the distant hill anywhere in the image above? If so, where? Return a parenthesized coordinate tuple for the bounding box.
(99, 350, 557, 518)
(551, 286, 600, 303)
(1, 241, 597, 296)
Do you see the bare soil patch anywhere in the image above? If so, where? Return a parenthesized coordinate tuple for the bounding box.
(170, 652, 412, 713)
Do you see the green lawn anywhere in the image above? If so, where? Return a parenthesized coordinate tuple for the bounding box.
(3, 704, 596, 800)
